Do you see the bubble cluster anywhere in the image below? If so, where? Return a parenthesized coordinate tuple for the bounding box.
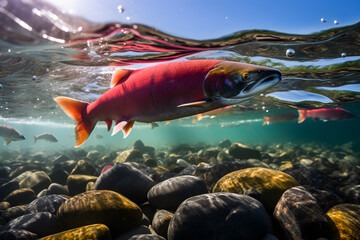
(286, 49, 295, 58)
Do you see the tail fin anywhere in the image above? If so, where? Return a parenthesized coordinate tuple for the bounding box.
(34, 136, 37, 144)
(262, 117, 270, 126)
(298, 110, 307, 123)
(54, 97, 96, 147)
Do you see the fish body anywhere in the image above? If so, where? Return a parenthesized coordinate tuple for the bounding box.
(263, 113, 298, 125)
(55, 60, 281, 147)
(0, 124, 25, 146)
(34, 133, 58, 143)
(298, 107, 355, 123)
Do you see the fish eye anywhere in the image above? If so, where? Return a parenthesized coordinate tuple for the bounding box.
(243, 73, 251, 82)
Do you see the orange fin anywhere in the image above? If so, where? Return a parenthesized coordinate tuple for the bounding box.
(177, 100, 208, 108)
(298, 110, 307, 123)
(54, 97, 95, 147)
(262, 117, 270, 126)
(165, 121, 171, 125)
(104, 120, 112, 131)
(111, 69, 134, 88)
(122, 121, 134, 138)
(4, 140, 11, 146)
(111, 120, 135, 138)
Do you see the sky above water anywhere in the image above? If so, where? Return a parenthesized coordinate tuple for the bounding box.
(45, 0, 360, 40)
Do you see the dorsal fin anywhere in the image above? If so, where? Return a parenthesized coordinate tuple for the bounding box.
(110, 69, 134, 88)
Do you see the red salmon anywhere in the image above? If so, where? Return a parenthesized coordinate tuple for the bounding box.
(262, 113, 298, 125)
(55, 60, 281, 147)
(298, 107, 355, 123)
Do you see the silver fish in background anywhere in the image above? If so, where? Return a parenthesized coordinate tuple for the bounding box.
(0, 124, 25, 146)
(34, 133, 58, 143)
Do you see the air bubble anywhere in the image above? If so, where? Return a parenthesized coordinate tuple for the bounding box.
(133, 25, 138, 29)
(8, 49, 11, 53)
(126, 16, 130, 21)
(262, 106, 266, 110)
(334, 20, 339, 25)
(0, 83, 2, 89)
(341, 53, 347, 58)
(286, 48, 295, 57)
(321, 18, 326, 23)
(117, 5, 124, 13)
(32, 76, 37, 81)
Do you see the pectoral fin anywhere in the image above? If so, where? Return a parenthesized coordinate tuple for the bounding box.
(177, 100, 209, 108)
(4, 140, 11, 146)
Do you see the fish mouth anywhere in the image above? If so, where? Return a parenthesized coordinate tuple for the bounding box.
(242, 72, 281, 97)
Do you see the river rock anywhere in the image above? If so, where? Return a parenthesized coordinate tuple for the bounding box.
(0, 201, 10, 210)
(128, 234, 166, 240)
(152, 210, 173, 238)
(193, 161, 251, 191)
(218, 139, 232, 148)
(26, 194, 67, 215)
(326, 203, 360, 240)
(70, 160, 97, 176)
(57, 190, 143, 233)
(48, 183, 69, 195)
(343, 185, 360, 204)
(114, 225, 152, 240)
(273, 186, 330, 240)
(0, 229, 37, 240)
(4, 188, 36, 206)
(67, 174, 97, 196)
(53, 155, 70, 166)
(2, 205, 28, 222)
(6, 212, 61, 237)
(19, 171, 52, 194)
(0, 181, 19, 201)
(147, 175, 208, 210)
(229, 143, 262, 160)
(54, 160, 77, 173)
(168, 192, 270, 240)
(9, 164, 45, 179)
(114, 149, 143, 163)
(48, 169, 69, 185)
(213, 167, 299, 211)
(38, 224, 111, 240)
(86, 150, 101, 162)
(94, 163, 155, 204)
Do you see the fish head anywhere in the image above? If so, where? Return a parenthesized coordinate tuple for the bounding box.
(343, 110, 356, 120)
(11, 132, 25, 141)
(203, 61, 281, 105)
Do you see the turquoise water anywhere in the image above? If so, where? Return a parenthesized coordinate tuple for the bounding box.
(0, 0, 359, 150)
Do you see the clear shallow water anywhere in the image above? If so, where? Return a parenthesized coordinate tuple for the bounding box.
(0, 0, 359, 150)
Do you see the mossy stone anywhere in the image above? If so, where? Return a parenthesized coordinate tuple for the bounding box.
(326, 203, 360, 240)
(212, 167, 299, 211)
(38, 224, 111, 240)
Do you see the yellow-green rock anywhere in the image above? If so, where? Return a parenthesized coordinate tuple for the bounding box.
(212, 167, 299, 211)
(57, 190, 142, 233)
(39, 224, 111, 240)
(326, 203, 360, 240)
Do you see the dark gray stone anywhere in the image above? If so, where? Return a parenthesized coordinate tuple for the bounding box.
(4, 188, 36, 206)
(229, 143, 262, 160)
(168, 192, 270, 240)
(5, 212, 61, 237)
(48, 183, 69, 195)
(0, 181, 19, 201)
(218, 139, 232, 148)
(128, 234, 166, 240)
(26, 194, 67, 215)
(94, 163, 155, 204)
(152, 210, 173, 238)
(273, 186, 330, 240)
(148, 176, 208, 211)
(0, 229, 37, 240)
(2, 205, 28, 222)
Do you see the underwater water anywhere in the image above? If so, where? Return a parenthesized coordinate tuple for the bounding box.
(1, 0, 360, 239)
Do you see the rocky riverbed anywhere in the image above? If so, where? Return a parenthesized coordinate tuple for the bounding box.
(0, 139, 360, 239)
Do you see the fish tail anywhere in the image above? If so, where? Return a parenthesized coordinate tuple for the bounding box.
(262, 117, 270, 126)
(54, 97, 96, 147)
(298, 110, 307, 123)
